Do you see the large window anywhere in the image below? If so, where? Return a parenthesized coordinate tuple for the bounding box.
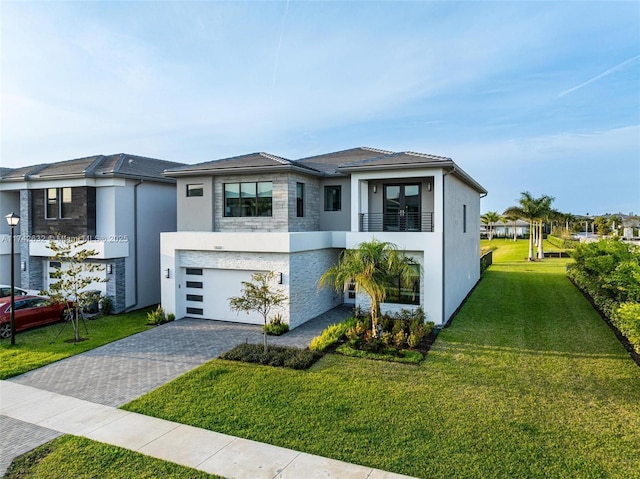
(225, 182, 272, 217)
(45, 188, 72, 219)
(186, 184, 203, 197)
(324, 185, 341, 211)
(384, 264, 420, 305)
(296, 182, 304, 217)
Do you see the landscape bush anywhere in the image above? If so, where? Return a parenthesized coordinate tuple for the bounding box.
(263, 314, 289, 336)
(309, 317, 358, 352)
(567, 239, 640, 353)
(146, 305, 174, 325)
(310, 308, 434, 362)
(220, 343, 322, 370)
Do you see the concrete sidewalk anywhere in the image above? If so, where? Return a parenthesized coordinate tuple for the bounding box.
(0, 381, 415, 479)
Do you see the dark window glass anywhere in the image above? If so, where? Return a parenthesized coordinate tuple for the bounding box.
(224, 183, 240, 217)
(50, 261, 62, 268)
(257, 182, 272, 217)
(324, 185, 341, 211)
(384, 264, 420, 305)
(186, 294, 203, 302)
(186, 307, 203, 315)
(463, 205, 467, 233)
(46, 189, 58, 219)
(187, 184, 204, 197)
(225, 182, 272, 217)
(60, 188, 72, 218)
(185, 268, 203, 275)
(296, 182, 304, 217)
(186, 281, 203, 288)
(240, 182, 257, 217)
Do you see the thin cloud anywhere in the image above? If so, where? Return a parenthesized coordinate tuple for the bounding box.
(271, 0, 290, 90)
(559, 55, 640, 97)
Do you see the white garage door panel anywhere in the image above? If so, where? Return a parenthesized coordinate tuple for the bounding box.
(202, 269, 263, 324)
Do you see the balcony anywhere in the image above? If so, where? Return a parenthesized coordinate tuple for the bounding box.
(359, 212, 434, 233)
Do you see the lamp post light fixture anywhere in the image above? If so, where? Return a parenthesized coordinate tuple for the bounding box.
(5, 212, 20, 345)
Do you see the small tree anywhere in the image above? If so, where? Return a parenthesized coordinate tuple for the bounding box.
(229, 271, 287, 353)
(42, 235, 107, 343)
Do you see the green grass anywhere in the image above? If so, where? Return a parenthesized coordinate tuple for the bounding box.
(124, 241, 640, 479)
(0, 308, 154, 379)
(4, 435, 222, 479)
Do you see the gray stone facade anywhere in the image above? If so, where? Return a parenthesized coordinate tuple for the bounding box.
(289, 248, 341, 328)
(106, 258, 126, 313)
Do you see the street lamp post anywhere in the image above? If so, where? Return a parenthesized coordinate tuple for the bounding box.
(5, 212, 20, 345)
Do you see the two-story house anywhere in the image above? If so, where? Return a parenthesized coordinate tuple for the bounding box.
(160, 147, 487, 328)
(0, 154, 185, 313)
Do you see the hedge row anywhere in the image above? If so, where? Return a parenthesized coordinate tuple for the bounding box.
(566, 239, 640, 354)
(547, 234, 579, 250)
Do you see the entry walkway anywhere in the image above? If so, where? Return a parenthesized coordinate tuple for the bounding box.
(0, 382, 414, 478)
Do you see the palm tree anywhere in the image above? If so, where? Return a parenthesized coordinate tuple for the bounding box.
(319, 239, 419, 337)
(536, 196, 555, 259)
(481, 211, 502, 240)
(505, 192, 553, 261)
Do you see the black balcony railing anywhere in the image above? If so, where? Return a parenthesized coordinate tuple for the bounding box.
(359, 212, 434, 232)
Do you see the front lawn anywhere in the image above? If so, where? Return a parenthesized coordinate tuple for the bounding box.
(0, 308, 154, 379)
(124, 241, 640, 478)
(4, 435, 222, 479)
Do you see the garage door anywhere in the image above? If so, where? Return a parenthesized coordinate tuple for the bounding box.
(184, 268, 264, 324)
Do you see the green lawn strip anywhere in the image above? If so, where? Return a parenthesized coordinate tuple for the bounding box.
(0, 308, 154, 379)
(4, 435, 223, 479)
(124, 242, 640, 478)
(335, 343, 423, 363)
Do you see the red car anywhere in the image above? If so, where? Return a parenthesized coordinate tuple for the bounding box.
(0, 295, 72, 339)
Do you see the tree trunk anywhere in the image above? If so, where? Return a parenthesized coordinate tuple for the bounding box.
(370, 303, 380, 338)
(513, 221, 517, 241)
(263, 317, 268, 353)
(528, 223, 535, 260)
(537, 222, 545, 259)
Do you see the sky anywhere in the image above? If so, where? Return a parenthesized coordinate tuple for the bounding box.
(1, 1, 639, 216)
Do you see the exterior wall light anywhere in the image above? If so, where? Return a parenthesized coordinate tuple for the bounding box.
(20, 261, 26, 272)
(277, 272, 283, 284)
(164, 268, 170, 279)
(106, 264, 113, 274)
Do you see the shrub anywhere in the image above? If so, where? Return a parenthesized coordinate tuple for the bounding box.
(309, 319, 356, 352)
(394, 330, 407, 348)
(547, 234, 578, 249)
(99, 296, 113, 316)
(167, 313, 176, 322)
(336, 343, 423, 364)
(612, 302, 640, 354)
(147, 305, 168, 325)
(263, 314, 289, 336)
(220, 343, 322, 370)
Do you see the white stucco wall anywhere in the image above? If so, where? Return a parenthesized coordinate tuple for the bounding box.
(443, 174, 481, 322)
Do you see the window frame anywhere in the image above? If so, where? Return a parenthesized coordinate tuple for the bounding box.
(224, 181, 273, 217)
(186, 183, 204, 197)
(324, 185, 342, 212)
(296, 182, 304, 217)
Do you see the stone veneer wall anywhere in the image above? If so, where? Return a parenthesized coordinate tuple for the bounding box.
(213, 173, 290, 232)
(288, 173, 320, 232)
(19, 190, 44, 292)
(288, 248, 342, 328)
(212, 172, 320, 233)
(106, 258, 126, 313)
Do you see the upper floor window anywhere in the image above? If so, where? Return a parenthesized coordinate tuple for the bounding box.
(296, 182, 304, 217)
(45, 188, 72, 219)
(224, 182, 272, 217)
(186, 184, 203, 197)
(324, 185, 341, 211)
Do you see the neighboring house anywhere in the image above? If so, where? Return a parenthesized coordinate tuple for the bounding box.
(0, 154, 185, 313)
(480, 219, 530, 239)
(160, 147, 487, 328)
